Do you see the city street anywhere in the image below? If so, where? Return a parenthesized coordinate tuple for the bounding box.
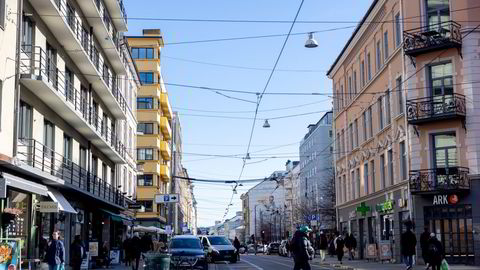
(209, 254, 333, 270)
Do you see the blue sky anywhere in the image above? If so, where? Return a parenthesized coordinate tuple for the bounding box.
(124, 0, 372, 227)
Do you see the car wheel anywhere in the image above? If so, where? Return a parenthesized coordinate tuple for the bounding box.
(230, 257, 237, 264)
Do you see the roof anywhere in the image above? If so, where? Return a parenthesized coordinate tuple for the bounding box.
(327, 0, 379, 76)
(172, 235, 199, 239)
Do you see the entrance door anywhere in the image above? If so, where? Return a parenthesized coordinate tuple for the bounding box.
(359, 219, 365, 259)
(424, 205, 474, 264)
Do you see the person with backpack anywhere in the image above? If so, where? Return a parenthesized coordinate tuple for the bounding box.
(427, 233, 444, 270)
(401, 226, 417, 270)
(46, 230, 65, 270)
(334, 232, 345, 264)
(291, 226, 313, 270)
(70, 235, 85, 270)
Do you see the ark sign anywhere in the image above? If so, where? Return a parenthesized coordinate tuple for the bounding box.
(433, 194, 458, 205)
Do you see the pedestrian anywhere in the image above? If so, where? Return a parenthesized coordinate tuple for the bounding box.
(401, 225, 417, 270)
(286, 239, 291, 257)
(328, 235, 336, 257)
(345, 233, 356, 260)
(70, 235, 85, 270)
(291, 226, 313, 270)
(319, 231, 328, 262)
(99, 241, 111, 268)
(46, 230, 65, 270)
(123, 236, 131, 266)
(233, 236, 241, 261)
(334, 232, 345, 264)
(420, 227, 431, 270)
(130, 232, 142, 270)
(141, 233, 153, 253)
(427, 233, 444, 270)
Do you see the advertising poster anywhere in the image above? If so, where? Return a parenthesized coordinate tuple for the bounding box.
(109, 250, 120, 264)
(89, 242, 98, 257)
(0, 240, 19, 270)
(379, 241, 392, 260)
(365, 243, 376, 259)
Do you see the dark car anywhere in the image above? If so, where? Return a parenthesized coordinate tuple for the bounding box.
(266, 243, 280, 255)
(169, 235, 208, 269)
(200, 236, 237, 263)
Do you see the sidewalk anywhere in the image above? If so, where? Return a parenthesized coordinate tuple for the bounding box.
(311, 256, 480, 270)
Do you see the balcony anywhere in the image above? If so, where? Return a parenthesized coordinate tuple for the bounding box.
(76, 0, 126, 75)
(160, 93, 172, 120)
(409, 167, 470, 194)
(28, 0, 127, 119)
(137, 135, 160, 149)
(16, 138, 127, 208)
(404, 21, 462, 57)
(103, 0, 128, 32)
(140, 85, 161, 98)
(160, 116, 172, 140)
(160, 164, 170, 181)
(160, 141, 171, 161)
(406, 94, 466, 125)
(20, 46, 126, 163)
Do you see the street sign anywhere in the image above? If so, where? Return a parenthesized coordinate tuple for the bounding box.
(128, 204, 145, 212)
(308, 214, 318, 221)
(165, 225, 172, 235)
(310, 220, 318, 226)
(155, 193, 179, 203)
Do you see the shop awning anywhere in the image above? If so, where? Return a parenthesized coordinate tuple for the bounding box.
(101, 209, 132, 222)
(47, 188, 77, 214)
(2, 173, 48, 196)
(133, 225, 166, 234)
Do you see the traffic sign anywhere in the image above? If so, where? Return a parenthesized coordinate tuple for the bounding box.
(165, 225, 172, 235)
(155, 193, 179, 203)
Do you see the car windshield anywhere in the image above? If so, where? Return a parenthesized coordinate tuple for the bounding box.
(207, 237, 231, 245)
(271, 243, 279, 247)
(170, 238, 202, 249)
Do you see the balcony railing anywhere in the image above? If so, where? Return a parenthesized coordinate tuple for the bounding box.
(17, 138, 127, 208)
(409, 167, 470, 194)
(404, 21, 462, 56)
(20, 45, 126, 160)
(406, 94, 466, 125)
(51, 0, 127, 115)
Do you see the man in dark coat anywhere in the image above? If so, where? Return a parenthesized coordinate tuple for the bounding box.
(233, 236, 241, 261)
(334, 232, 345, 264)
(427, 233, 444, 270)
(401, 227, 417, 270)
(319, 231, 328, 262)
(291, 226, 313, 270)
(70, 235, 85, 270)
(345, 233, 357, 260)
(420, 227, 431, 269)
(130, 233, 142, 270)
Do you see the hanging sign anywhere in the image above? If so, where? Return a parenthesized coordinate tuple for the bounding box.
(356, 202, 371, 216)
(376, 200, 394, 213)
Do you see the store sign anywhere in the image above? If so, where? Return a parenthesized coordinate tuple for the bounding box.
(356, 202, 371, 216)
(376, 200, 394, 213)
(39, 202, 59, 213)
(433, 194, 458, 205)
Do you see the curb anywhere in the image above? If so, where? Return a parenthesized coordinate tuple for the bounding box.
(312, 262, 354, 270)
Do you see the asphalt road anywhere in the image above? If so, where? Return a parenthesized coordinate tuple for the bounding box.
(209, 254, 334, 270)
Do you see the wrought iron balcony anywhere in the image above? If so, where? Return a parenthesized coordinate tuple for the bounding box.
(17, 138, 127, 208)
(409, 167, 470, 194)
(403, 21, 462, 57)
(406, 94, 466, 125)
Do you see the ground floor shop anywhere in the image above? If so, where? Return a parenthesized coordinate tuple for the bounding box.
(337, 186, 411, 263)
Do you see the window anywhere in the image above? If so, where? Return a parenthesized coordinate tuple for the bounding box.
(378, 96, 384, 130)
(400, 141, 407, 180)
(395, 13, 402, 47)
(353, 119, 358, 148)
(368, 106, 373, 138)
(341, 85, 344, 108)
(426, 0, 450, 29)
(0, 0, 5, 28)
(65, 67, 74, 101)
(384, 31, 389, 60)
(138, 123, 154, 134)
(362, 112, 367, 142)
(349, 123, 353, 152)
(364, 163, 369, 195)
(329, 129, 333, 138)
(131, 47, 155, 59)
(376, 41, 382, 71)
(371, 160, 375, 193)
(351, 171, 355, 200)
(137, 148, 154, 160)
(63, 135, 72, 160)
(139, 72, 154, 84)
(138, 174, 153, 186)
(396, 76, 404, 115)
(433, 133, 457, 169)
(22, 16, 33, 54)
(43, 120, 55, 152)
(380, 154, 386, 189)
(102, 163, 107, 182)
(137, 97, 153, 109)
(430, 62, 453, 98)
(348, 76, 352, 101)
(360, 61, 365, 87)
(388, 149, 393, 185)
(356, 168, 360, 199)
(367, 53, 372, 81)
(343, 175, 347, 203)
(353, 71, 357, 95)
(138, 200, 153, 212)
(340, 129, 345, 156)
(385, 90, 391, 125)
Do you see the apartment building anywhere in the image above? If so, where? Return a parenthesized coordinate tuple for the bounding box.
(284, 160, 299, 236)
(0, 0, 138, 266)
(127, 29, 172, 229)
(328, 0, 409, 262)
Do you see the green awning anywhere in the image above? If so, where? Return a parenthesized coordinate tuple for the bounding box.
(100, 209, 132, 222)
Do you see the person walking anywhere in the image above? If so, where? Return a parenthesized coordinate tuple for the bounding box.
(420, 227, 431, 270)
(130, 232, 142, 270)
(123, 236, 131, 266)
(334, 232, 345, 264)
(427, 233, 444, 270)
(328, 235, 336, 257)
(233, 236, 241, 261)
(401, 225, 417, 270)
(345, 233, 356, 260)
(46, 230, 65, 270)
(319, 231, 328, 262)
(99, 241, 111, 268)
(70, 235, 85, 270)
(291, 226, 313, 270)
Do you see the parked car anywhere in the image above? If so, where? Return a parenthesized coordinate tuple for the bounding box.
(199, 236, 237, 263)
(238, 246, 246, 254)
(279, 240, 288, 256)
(169, 235, 208, 270)
(266, 243, 280, 255)
(247, 244, 256, 253)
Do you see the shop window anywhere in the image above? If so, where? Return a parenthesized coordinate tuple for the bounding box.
(2, 190, 30, 259)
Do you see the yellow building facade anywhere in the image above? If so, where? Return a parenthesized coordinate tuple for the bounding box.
(127, 29, 172, 228)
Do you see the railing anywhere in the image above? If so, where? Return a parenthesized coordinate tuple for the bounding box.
(406, 93, 466, 124)
(117, 0, 127, 24)
(20, 45, 126, 160)
(17, 138, 127, 208)
(409, 167, 470, 194)
(51, 0, 127, 115)
(403, 21, 462, 56)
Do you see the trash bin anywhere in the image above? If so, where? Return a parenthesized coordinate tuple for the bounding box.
(143, 252, 171, 270)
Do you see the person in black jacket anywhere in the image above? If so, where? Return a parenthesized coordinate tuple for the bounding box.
(401, 227, 417, 270)
(427, 234, 444, 270)
(334, 232, 345, 264)
(130, 233, 142, 270)
(70, 235, 85, 270)
(420, 227, 431, 269)
(291, 226, 313, 270)
(345, 233, 357, 260)
(123, 236, 131, 266)
(233, 237, 241, 261)
(319, 231, 328, 262)
(46, 231, 65, 270)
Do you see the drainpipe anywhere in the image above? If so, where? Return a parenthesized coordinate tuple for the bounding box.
(13, 0, 24, 157)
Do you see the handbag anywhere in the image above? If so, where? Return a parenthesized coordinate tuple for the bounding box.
(440, 259, 449, 270)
